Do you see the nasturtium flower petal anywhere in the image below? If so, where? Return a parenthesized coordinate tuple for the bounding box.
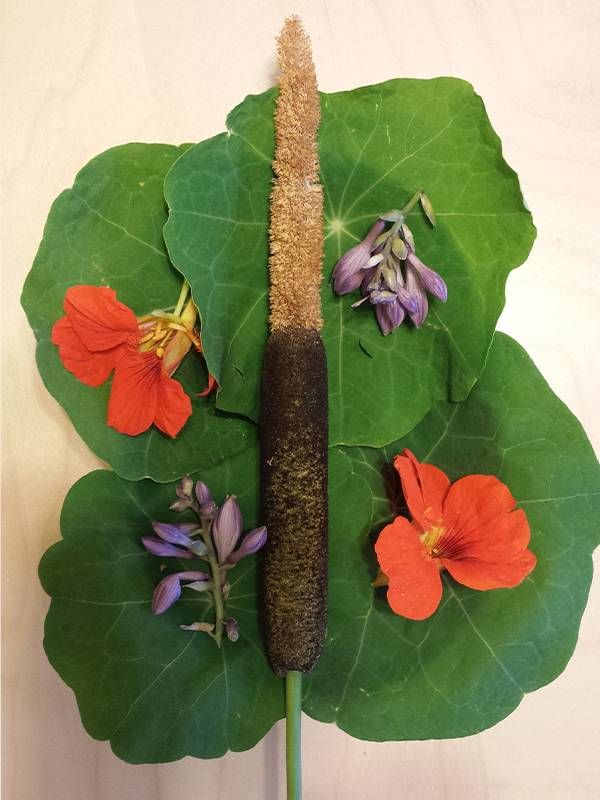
(375, 516, 443, 620)
(393, 449, 450, 531)
(62, 285, 138, 352)
(51, 317, 119, 387)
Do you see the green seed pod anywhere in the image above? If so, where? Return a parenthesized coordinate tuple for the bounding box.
(261, 328, 328, 675)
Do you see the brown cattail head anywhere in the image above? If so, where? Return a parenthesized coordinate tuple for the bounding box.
(268, 15, 323, 332)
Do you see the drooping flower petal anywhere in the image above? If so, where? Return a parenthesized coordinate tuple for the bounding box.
(375, 517, 443, 620)
(227, 526, 267, 564)
(62, 285, 139, 352)
(154, 371, 193, 437)
(212, 495, 243, 563)
(198, 374, 218, 398)
(51, 317, 120, 387)
(141, 537, 194, 558)
(394, 449, 450, 532)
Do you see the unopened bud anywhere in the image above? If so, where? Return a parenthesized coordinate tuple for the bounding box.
(419, 192, 436, 226)
(379, 209, 403, 223)
(224, 617, 239, 643)
(391, 237, 407, 260)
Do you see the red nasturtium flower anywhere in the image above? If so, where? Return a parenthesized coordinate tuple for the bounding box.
(51, 285, 215, 437)
(374, 449, 537, 620)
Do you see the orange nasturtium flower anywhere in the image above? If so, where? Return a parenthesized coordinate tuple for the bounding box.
(51, 285, 215, 438)
(374, 449, 537, 620)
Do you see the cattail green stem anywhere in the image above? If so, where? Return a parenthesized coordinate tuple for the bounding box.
(286, 671, 302, 800)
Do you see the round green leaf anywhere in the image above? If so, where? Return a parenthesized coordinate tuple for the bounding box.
(164, 78, 536, 447)
(39, 444, 284, 763)
(40, 334, 599, 760)
(305, 333, 600, 740)
(21, 143, 253, 482)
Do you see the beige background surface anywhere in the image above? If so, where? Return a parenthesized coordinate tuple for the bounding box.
(2, 1, 600, 798)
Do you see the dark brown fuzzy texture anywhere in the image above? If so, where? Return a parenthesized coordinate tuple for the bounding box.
(261, 328, 328, 675)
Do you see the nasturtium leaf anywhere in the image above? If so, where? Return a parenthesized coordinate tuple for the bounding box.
(41, 333, 599, 760)
(39, 445, 284, 763)
(164, 78, 536, 447)
(305, 333, 600, 740)
(21, 143, 253, 482)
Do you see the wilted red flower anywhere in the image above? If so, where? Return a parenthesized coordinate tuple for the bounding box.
(374, 449, 536, 620)
(51, 285, 215, 437)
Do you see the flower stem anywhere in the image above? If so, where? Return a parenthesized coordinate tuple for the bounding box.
(200, 520, 224, 647)
(173, 280, 190, 318)
(401, 189, 422, 217)
(285, 671, 302, 800)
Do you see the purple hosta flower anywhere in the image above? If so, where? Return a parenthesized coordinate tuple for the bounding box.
(227, 526, 268, 564)
(141, 521, 201, 559)
(404, 257, 429, 328)
(332, 219, 386, 294)
(151, 570, 210, 614)
(212, 495, 243, 563)
(376, 298, 406, 335)
(332, 196, 448, 334)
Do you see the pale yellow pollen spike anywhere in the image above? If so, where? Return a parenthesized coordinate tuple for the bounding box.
(268, 15, 323, 333)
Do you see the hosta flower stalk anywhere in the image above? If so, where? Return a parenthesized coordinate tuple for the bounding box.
(332, 190, 448, 334)
(141, 475, 267, 646)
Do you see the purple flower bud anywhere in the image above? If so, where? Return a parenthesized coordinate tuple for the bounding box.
(212, 495, 243, 564)
(405, 264, 429, 327)
(224, 617, 239, 642)
(376, 299, 406, 335)
(152, 522, 196, 547)
(227, 526, 268, 564)
(406, 252, 447, 302)
(200, 500, 218, 519)
(151, 571, 209, 615)
(141, 537, 194, 558)
(396, 286, 418, 314)
(195, 481, 212, 506)
(332, 220, 386, 295)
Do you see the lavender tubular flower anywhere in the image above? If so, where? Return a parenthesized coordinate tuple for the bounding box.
(332, 220, 386, 294)
(376, 299, 406, 336)
(406, 251, 447, 302)
(331, 195, 448, 333)
(212, 495, 243, 563)
(152, 522, 197, 547)
(151, 570, 209, 614)
(141, 537, 194, 558)
(227, 526, 268, 564)
(405, 264, 428, 327)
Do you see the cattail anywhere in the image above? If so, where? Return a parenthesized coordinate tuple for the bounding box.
(261, 16, 328, 676)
